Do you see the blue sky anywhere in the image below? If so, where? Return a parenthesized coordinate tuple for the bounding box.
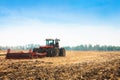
(0, 0, 120, 46)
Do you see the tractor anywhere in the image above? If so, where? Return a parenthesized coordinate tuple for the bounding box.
(6, 38, 65, 59)
(33, 38, 65, 57)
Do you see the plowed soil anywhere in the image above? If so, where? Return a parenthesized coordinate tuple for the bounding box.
(0, 50, 120, 80)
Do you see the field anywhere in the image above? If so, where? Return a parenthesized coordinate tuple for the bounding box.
(0, 50, 120, 80)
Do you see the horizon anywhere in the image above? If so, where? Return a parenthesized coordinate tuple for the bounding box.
(0, 0, 120, 46)
(1, 43, 120, 47)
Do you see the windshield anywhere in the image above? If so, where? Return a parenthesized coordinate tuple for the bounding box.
(46, 40, 54, 46)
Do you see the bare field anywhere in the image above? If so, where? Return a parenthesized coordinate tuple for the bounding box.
(0, 50, 120, 80)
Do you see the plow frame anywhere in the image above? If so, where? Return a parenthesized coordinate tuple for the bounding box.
(6, 49, 47, 59)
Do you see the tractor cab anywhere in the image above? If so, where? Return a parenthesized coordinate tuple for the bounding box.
(46, 38, 60, 48)
(46, 39, 54, 46)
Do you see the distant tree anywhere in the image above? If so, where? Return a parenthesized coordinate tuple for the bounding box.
(88, 44, 93, 50)
(64, 46, 71, 50)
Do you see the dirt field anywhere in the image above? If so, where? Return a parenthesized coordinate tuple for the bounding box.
(0, 50, 120, 80)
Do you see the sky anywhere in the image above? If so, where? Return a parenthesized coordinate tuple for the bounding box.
(0, 0, 120, 47)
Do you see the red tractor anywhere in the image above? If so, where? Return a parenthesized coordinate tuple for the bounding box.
(33, 38, 65, 57)
(6, 38, 66, 59)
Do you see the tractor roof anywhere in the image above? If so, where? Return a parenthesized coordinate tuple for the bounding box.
(46, 39, 54, 41)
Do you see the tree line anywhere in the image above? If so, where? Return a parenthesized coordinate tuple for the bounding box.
(0, 44, 120, 51)
(64, 44, 120, 51)
(0, 44, 40, 50)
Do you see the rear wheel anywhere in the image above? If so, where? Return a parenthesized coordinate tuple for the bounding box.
(47, 49, 53, 57)
(59, 48, 66, 56)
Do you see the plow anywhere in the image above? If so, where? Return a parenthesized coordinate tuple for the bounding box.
(6, 38, 66, 59)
